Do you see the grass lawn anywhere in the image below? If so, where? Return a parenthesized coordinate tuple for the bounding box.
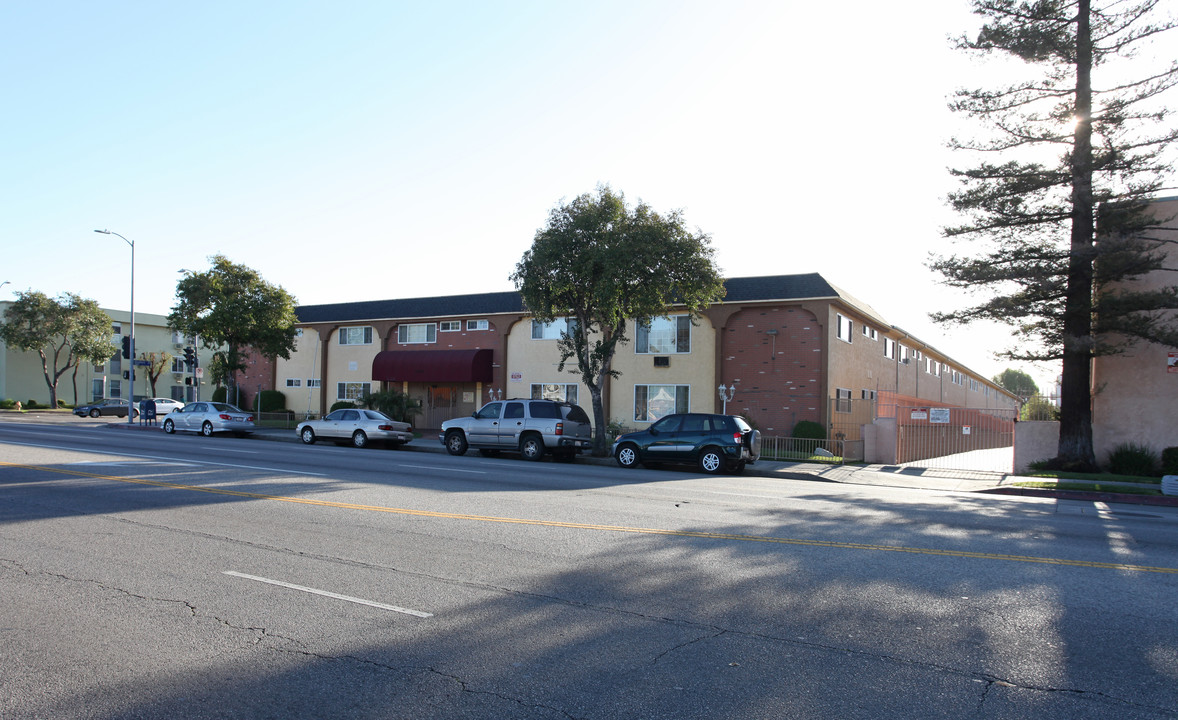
(1011, 480, 1163, 496)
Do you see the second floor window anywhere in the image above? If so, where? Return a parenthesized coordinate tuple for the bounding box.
(339, 327, 373, 345)
(637, 316, 691, 354)
(531, 318, 576, 340)
(398, 323, 436, 344)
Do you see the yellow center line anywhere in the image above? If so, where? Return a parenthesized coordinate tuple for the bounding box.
(6, 460, 1177, 574)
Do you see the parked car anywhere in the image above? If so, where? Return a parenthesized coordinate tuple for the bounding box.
(148, 398, 185, 415)
(440, 398, 593, 461)
(296, 408, 414, 448)
(74, 398, 138, 419)
(611, 413, 761, 474)
(162, 401, 254, 437)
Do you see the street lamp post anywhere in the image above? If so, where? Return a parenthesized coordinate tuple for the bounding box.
(718, 383, 736, 414)
(95, 229, 135, 423)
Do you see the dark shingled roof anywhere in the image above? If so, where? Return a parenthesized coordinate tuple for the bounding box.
(296, 291, 525, 324)
(294, 274, 843, 324)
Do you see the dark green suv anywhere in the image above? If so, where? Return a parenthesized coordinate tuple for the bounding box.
(611, 413, 761, 474)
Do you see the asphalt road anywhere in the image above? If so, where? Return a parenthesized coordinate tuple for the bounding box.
(2, 418, 1177, 719)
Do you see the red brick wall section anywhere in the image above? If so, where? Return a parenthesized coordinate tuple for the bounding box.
(721, 307, 822, 436)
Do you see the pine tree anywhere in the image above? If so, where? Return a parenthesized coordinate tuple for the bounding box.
(931, 0, 1178, 471)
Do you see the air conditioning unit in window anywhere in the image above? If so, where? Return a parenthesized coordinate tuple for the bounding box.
(653, 356, 670, 368)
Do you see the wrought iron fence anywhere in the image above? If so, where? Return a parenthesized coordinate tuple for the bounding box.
(757, 436, 847, 464)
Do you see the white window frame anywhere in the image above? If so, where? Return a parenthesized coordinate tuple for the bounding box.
(883, 338, 895, 359)
(397, 323, 437, 344)
(466, 319, 489, 331)
(307, 379, 322, 388)
(531, 383, 578, 404)
(286, 378, 302, 388)
(861, 325, 878, 341)
(835, 388, 852, 413)
(439, 321, 462, 332)
(836, 314, 853, 343)
(633, 384, 690, 423)
(636, 315, 691, 354)
(338, 326, 373, 345)
(531, 318, 575, 340)
(336, 382, 371, 400)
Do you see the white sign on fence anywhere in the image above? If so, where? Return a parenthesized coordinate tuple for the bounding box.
(929, 408, 951, 424)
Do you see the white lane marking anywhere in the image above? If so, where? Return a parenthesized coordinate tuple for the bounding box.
(223, 571, 432, 618)
(1, 441, 327, 477)
(397, 464, 486, 475)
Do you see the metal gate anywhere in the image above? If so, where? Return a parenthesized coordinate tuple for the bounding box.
(895, 406, 1016, 472)
(422, 386, 459, 430)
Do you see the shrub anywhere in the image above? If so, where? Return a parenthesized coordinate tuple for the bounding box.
(1106, 443, 1158, 477)
(253, 389, 287, 413)
(211, 387, 228, 403)
(791, 420, 826, 440)
(0, 399, 15, 409)
(355, 390, 422, 423)
(1162, 447, 1178, 476)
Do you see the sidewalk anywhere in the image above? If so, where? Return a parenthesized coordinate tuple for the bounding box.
(97, 420, 1178, 507)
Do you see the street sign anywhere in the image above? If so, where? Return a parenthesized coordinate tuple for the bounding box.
(133, 359, 150, 366)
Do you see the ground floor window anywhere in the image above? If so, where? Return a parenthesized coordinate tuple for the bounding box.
(835, 388, 852, 413)
(307, 378, 321, 388)
(286, 378, 301, 387)
(531, 383, 578, 404)
(634, 384, 689, 423)
(109, 380, 122, 399)
(91, 379, 104, 401)
(337, 382, 371, 401)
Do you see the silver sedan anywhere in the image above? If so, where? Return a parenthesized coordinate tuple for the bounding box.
(296, 408, 413, 448)
(162, 402, 254, 437)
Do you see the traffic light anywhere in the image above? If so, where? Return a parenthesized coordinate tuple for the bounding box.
(183, 346, 196, 370)
(121, 336, 131, 359)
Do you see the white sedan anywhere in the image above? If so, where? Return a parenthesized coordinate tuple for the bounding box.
(163, 402, 254, 437)
(148, 398, 185, 415)
(296, 408, 413, 448)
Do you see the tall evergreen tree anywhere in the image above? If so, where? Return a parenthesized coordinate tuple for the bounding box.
(931, 0, 1178, 470)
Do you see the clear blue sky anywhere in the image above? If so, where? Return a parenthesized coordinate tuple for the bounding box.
(6, 0, 1152, 393)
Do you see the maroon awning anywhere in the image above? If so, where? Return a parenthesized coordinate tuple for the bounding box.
(372, 349, 493, 383)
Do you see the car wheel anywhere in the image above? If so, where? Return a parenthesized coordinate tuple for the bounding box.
(300, 427, 316, 444)
(698, 446, 725, 474)
(132, 409, 139, 419)
(89, 409, 100, 418)
(352, 430, 368, 448)
(519, 434, 545, 461)
(615, 443, 640, 469)
(445, 431, 468, 455)
(201, 421, 214, 437)
(163, 418, 175, 434)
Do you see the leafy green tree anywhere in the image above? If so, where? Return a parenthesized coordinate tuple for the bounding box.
(169, 257, 300, 407)
(0, 291, 113, 408)
(512, 185, 726, 455)
(992, 368, 1039, 401)
(140, 351, 173, 397)
(930, 0, 1178, 471)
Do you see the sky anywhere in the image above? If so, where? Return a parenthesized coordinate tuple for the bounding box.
(5, 1, 1167, 394)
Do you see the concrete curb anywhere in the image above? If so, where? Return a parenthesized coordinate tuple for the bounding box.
(87, 420, 1178, 508)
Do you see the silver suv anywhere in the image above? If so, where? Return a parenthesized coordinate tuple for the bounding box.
(440, 399, 593, 462)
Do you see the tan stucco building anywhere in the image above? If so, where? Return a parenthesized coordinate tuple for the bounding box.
(273, 275, 1016, 439)
(0, 305, 218, 406)
(1091, 195, 1178, 462)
